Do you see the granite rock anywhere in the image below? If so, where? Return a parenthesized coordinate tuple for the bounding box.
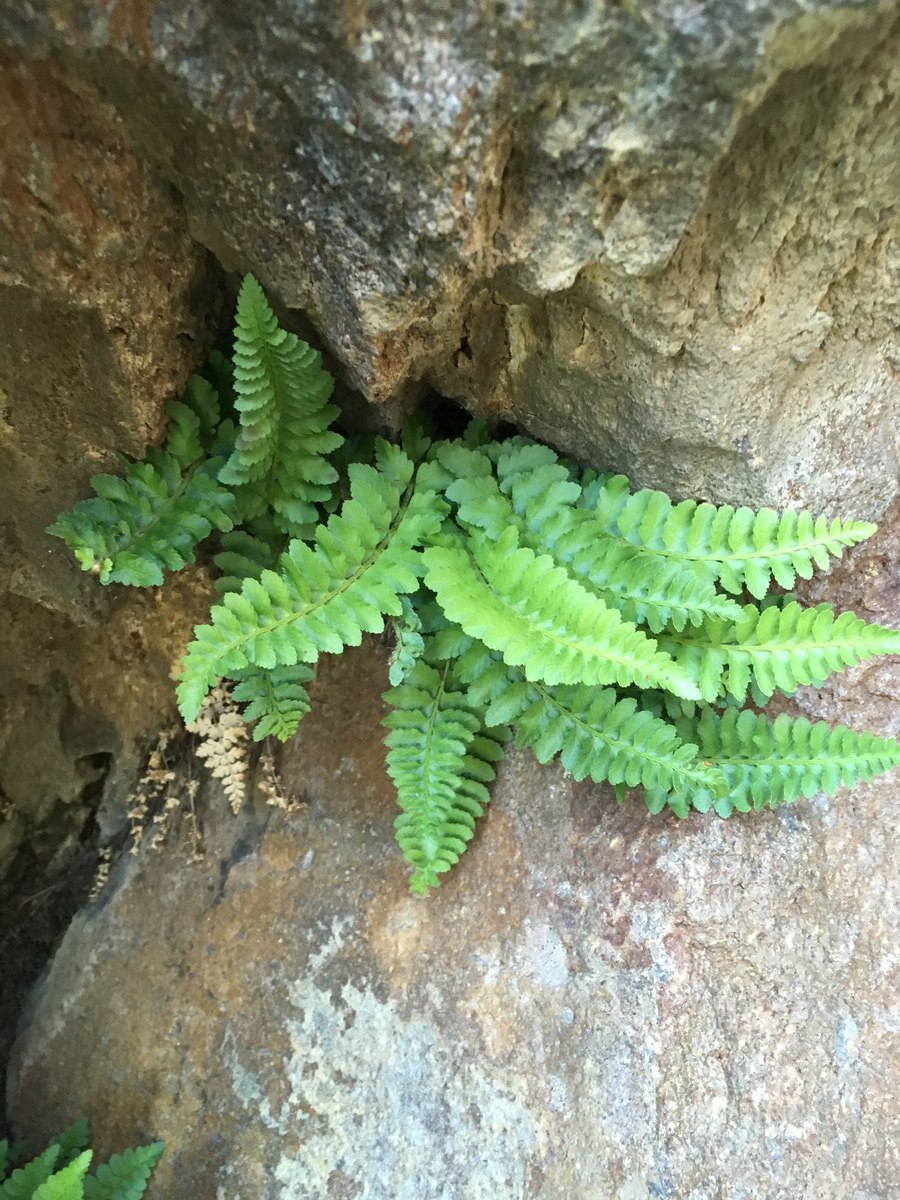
(8, 511, 900, 1199)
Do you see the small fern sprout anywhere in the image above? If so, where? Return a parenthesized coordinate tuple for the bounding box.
(48, 276, 900, 894)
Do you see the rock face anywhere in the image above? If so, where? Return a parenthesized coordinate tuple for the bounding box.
(2, 1, 899, 1195)
(2, 0, 898, 512)
(8, 510, 900, 1199)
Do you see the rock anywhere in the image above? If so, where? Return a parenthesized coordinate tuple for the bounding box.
(8, 512, 900, 1199)
(2, 1, 897, 513)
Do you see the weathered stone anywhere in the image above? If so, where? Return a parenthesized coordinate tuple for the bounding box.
(2, 1, 897, 512)
(8, 514, 899, 1199)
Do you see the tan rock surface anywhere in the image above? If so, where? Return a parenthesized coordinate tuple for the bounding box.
(9, 511, 899, 1198)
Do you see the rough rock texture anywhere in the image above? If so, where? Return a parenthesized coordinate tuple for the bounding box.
(1, 0, 898, 513)
(8, 512, 900, 1199)
(2, 2, 899, 1193)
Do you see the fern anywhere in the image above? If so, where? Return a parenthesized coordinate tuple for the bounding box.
(218, 275, 344, 536)
(583, 473, 876, 599)
(657, 601, 900, 703)
(48, 277, 900, 894)
(383, 656, 508, 894)
(674, 707, 900, 817)
(47, 388, 235, 586)
(177, 443, 446, 722)
(0, 1128, 161, 1200)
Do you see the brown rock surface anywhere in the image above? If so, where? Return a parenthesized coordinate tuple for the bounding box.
(8, 510, 899, 1198)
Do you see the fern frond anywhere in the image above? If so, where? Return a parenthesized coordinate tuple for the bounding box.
(676, 707, 900, 816)
(83, 1144, 164, 1200)
(389, 595, 425, 685)
(0, 1146, 61, 1200)
(31, 1151, 92, 1200)
(383, 658, 507, 894)
(658, 601, 900, 702)
(447, 463, 743, 633)
(218, 275, 344, 536)
(49, 1123, 89, 1171)
(178, 445, 446, 721)
(584, 474, 877, 598)
(213, 529, 283, 595)
(231, 664, 314, 741)
(423, 527, 700, 698)
(451, 643, 722, 815)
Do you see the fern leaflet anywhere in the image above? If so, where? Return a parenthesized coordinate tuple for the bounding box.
(49, 1123, 89, 1171)
(31, 1152, 92, 1200)
(674, 706, 900, 816)
(178, 443, 446, 721)
(219, 275, 344, 536)
(383, 657, 507, 894)
(583, 474, 877, 598)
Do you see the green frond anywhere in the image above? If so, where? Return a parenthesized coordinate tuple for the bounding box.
(213, 529, 284, 595)
(231, 663, 314, 740)
(82, 1144, 164, 1200)
(658, 601, 900, 703)
(450, 643, 721, 815)
(0, 1146, 61, 1200)
(31, 1152, 92, 1200)
(49, 1124, 88, 1171)
(675, 706, 900, 816)
(218, 274, 344, 536)
(584, 474, 877, 598)
(447, 463, 743, 634)
(383, 658, 508, 894)
(389, 595, 426, 685)
(423, 527, 701, 699)
(47, 440, 236, 587)
(177, 447, 446, 721)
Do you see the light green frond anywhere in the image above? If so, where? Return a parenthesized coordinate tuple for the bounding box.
(450, 644, 721, 815)
(82, 1143, 164, 1200)
(177, 449, 446, 721)
(584, 474, 877, 598)
(231, 663, 314, 740)
(383, 658, 508, 894)
(423, 527, 700, 698)
(31, 1152, 92, 1200)
(49, 1123, 89, 1171)
(658, 601, 900, 703)
(676, 706, 900, 816)
(218, 275, 344, 536)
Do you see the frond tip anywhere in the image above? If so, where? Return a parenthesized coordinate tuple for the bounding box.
(676, 706, 900, 816)
(383, 658, 507, 894)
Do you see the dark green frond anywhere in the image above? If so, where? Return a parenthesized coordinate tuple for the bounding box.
(231, 664, 314, 740)
(47, 451, 235, 587)
(584, 474, 877, 598)
(49, 1122, 89, 1171)
(218, 275, 344, 536)
(83, 1143, 164, 1200)
(676, 707, 900, 816)
(214, 528, 284, 596)
(383, 658, 508, 894)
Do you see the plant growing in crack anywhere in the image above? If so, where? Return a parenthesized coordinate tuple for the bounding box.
(49, 276, 900, 893)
